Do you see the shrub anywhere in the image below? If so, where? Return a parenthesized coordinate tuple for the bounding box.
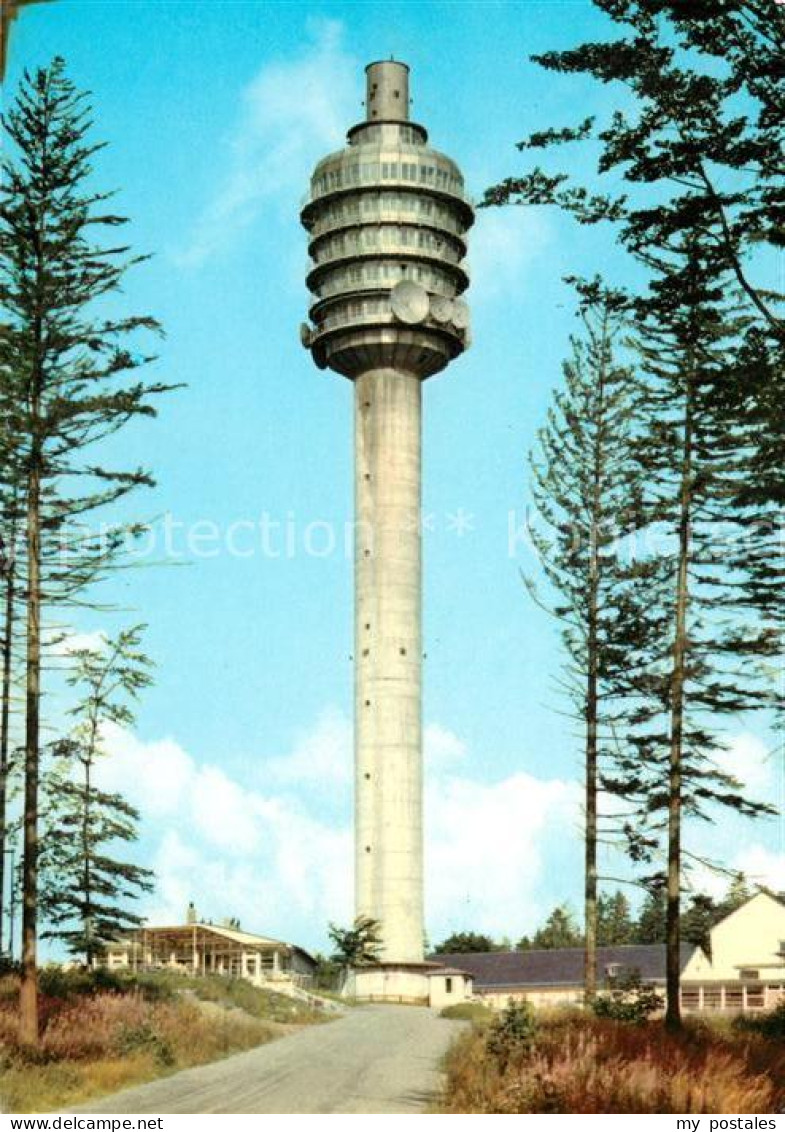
(733, 1001, 785, 1041)
(441, 1002, 495, 1026)
(437, 1010, 785, 1114)
(115, 1021, 175, 1067)
(486, 1000, 536, 1069)
(592, 972, 664, 1024)
(37, 967, 174, 1002)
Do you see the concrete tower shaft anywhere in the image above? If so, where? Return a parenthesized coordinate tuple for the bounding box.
(355, 368, 423, 961)
(300, 62, 472, 975)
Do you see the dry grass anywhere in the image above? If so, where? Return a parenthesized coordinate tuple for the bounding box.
(0, 972, 321, 1113)
(438, 1010, 785, 1114)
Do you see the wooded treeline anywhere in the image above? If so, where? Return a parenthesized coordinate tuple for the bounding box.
(434, 875, 758, 955)
(486, 0, 782, 1029)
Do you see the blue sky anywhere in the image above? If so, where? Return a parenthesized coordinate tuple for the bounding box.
(7, 0, 783, 954)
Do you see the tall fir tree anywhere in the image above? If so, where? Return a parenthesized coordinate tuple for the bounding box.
(0, 410, 22, 958)
(609, 245, 777, 1027)
(39, 627, 153, 963)
(1, 58, 170, 1042)
(527, 296, 649, 998)
(484, 0, 781, 1029)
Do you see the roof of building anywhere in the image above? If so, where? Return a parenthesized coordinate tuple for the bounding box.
(712, 890, 785, 929)
(427, 966, 475, 979)
(430, 944, 694, 989)
(112, 922, 316, 963)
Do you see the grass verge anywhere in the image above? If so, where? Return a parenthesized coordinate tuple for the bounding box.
(0, 969, 328, 1113)
(436, 1004, 785, 1113)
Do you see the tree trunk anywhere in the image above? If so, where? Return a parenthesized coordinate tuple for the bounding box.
(584, 318, 608, 1005)
(665, 400, 693, 1032)
(83, 756, 91, 967)
(0, 517, 17, 958)
(20, 449, 41, 1044)
(584, 653, 598, 1003)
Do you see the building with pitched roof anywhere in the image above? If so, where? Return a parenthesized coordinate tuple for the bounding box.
(432, 893, 785, 1014)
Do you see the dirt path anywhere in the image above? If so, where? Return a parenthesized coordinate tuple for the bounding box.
(69, 1005, 461, 1114)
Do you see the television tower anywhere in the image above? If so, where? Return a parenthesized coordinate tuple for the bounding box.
(301, 61, 473, 993)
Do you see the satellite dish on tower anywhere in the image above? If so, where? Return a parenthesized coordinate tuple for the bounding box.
(300, 322, 313, 347)
(390, 280, 429, 325)
(430, 295, 453, 324)
(451, 298, 470, 330)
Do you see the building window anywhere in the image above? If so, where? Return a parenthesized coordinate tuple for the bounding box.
(740, 969, 760, 980)
(445, 977, 453, 994)
(725, 986, 743, 1008)
(703, 987, 722, 1010)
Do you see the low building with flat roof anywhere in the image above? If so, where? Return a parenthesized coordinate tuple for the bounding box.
(103, 911, 316, 990)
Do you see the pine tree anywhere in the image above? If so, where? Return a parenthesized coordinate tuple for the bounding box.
(527, 295, 649, 998)
(626, 246, 776, 1026)
(525, 905, 584, 950)
(1, 59, 171, 1042)
(648, 0, 784, 340)
(636, 886, 666, 944)
(718, 873, 752, 918)
(597, 890, 635, 945)
(484, 0, 781, 1031)
(0, 412, 22, 958)
(39, 627, 154, 963)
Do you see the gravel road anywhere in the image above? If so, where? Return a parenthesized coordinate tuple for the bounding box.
(69, 1005, 461, 1115)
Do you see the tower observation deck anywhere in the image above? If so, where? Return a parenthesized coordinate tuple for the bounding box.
(300, 61, 473, 978)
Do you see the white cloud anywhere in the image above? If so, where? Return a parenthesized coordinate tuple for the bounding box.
(732, 845, 785, 893)
(714, 732, 774, 796)
(176, 19, 356, 267)
(99, 726, 197, 819)
(425, 722, 467, 772)
(46, 629, 108, 658)
(265, 707, 351, 787)
(94, 712, 579, 951)
(94, 712, 779, 953)
(190, 765, 261, 854)
(426, 770, 578, 939)
(95, 719, 354, 946)
(468, 207, 552, 304)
